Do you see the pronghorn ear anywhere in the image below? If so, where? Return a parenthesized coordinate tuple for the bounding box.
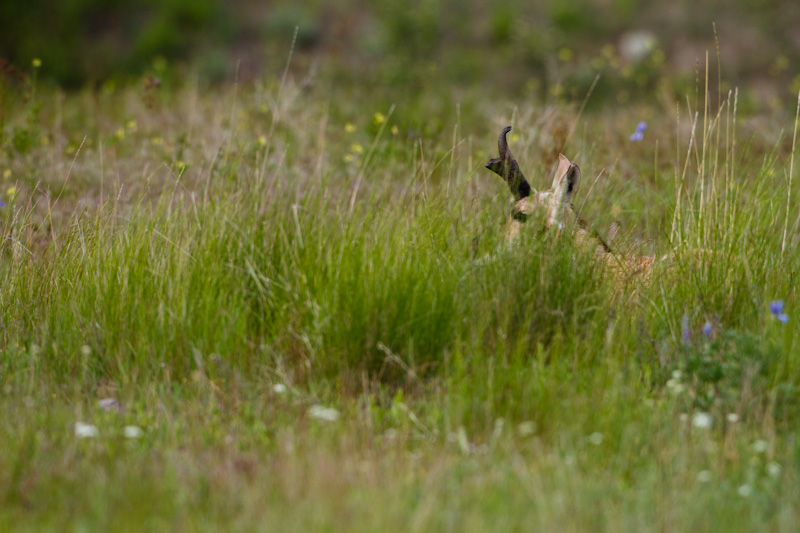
(551, 154, 581, 204)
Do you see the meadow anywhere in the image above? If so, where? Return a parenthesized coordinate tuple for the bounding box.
(1, 46, 800, 530)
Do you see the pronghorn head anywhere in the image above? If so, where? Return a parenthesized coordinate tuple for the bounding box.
(486, 126, 582, 238)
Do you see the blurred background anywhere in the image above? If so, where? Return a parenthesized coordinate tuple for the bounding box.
(1, 0, 798, 109)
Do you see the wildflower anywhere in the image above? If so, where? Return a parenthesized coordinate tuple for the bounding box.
(75, 422, 99, 438)
(6, 186, 15, 197)
(32, 58, 42, 68)
(726, 413, 740, 423)
(666, 372, 684, 395)
(391, 125, 399, 135)
(588, 432, 604, 445)
(373, 112, 386, 125)
(258, 135, 267, 146)
(769, 300, 789, 323)
(272, 383, 287, 394)
(681, 313, 690, 344)
(114, 128, 125, 140)
(766, 462, 781, 478)
(517, 421, 535, 436)
(343, 154, 354, 163)
(177, 161, 186, 170)
(97, 398, 122, 413)
(558, 47, 573, 62)
(350, 143, 363, 154)
(696, 470, 712, 483)
(702, 321, 713, 338)
(123, 425, 144, 439)
(630, 121, 647, 141)
(126, 120, 137, 132)
(3, 169, 10, 179)
(0, 199, 5, 208)
(150, 136, 163, 146)
(308, 405, 340, 422)
(152, 56, 167, 71)
(753, 439, 768, 453)
(691, 412, 713, 429)
(737, 484, 753, 497)
(344, 122, 356, 133)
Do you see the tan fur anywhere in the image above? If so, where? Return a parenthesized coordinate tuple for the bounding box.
(486, 128, 657, 284)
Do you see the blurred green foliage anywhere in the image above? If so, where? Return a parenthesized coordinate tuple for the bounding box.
(1, 0, 798, 106)
(0, 0, 232, 87)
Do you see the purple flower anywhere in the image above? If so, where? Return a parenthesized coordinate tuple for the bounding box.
(0, 199, 5, 208)
(770, 300, 789, 323)
(630, 121, 647, 142)
(702, 321, 713, 338)
(681, 313, 690, 344)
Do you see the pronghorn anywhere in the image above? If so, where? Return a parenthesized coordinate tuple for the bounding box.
(485, 126, 656, 280)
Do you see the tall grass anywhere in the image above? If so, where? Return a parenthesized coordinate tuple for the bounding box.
(1, 66, 800, 529)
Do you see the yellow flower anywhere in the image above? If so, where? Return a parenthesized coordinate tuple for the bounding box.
(558, 48, 573, 62)
(150, 136, 163, 146)
(32, 58, 42, 68)
(6, 187, 16, 197)
(650, 49, 665, 66)
(344, 122, 356, 133)
(258, 135, 267, 146)
(343, 154, 354, 163)
(350, 143, 363, 154)
(2, 169, 10, 179)
(621, 65, 634, 78)
(391, 125, 399, 135)
(373, 112, 386, 125)
(126, 120, 137, 132)
(114, 128, 125, 140)
(510, 133, 520, 143)
(177, 161, 186, 170)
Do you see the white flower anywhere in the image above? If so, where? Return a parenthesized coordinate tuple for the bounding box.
(726, 413, 740, 423)
(737, 484, 753, 497)
(273, 383, 287, 394)
(696, 470, 712, 483)
(692, 412, 713, 429)
(588, 432, 604, 446)
(308, 405, 340, 422)
(666, 377, 685, 395)
(766, 462, 781, 478)
(752, 440, 769, 453)
(75, 422, 99, 438)
(517, 421, 536, 437)
(123, 425, 144, 439)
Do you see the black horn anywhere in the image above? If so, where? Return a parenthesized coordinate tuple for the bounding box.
(485, 126, 531, 200)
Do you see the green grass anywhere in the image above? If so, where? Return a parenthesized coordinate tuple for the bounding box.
(2, 59, 800, 530)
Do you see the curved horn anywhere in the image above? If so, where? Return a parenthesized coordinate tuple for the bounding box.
(498, 126, 513, 160)
(485, 126, 532, 200)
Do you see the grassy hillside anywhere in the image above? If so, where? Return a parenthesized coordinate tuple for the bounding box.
(1, 49, 800, 530)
